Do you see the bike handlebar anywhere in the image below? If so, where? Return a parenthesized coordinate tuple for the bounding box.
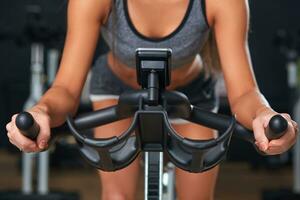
(266, 115, 288, 140)
(15, 111, 40, 140)
(14, 102, 288, 172)
(15, 107, 288, 144)
(188, 106, 288, 143)
(73, 106, 121, 130)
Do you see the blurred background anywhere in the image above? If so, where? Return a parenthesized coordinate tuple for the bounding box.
(0, 0, 299, 199)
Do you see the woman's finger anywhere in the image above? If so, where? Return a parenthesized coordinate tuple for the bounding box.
(252, 118, 269, 151)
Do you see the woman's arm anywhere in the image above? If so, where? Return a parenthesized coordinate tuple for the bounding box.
(208, 0, 260, 128)
(35, 0, 111, 127)
(207, 0, 297, 154)
(6, 0, 111, 152)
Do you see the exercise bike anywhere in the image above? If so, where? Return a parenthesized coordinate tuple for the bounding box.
(16, 48, 288, 200)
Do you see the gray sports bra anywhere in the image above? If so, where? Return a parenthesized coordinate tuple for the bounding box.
(101, 0, 211, 69)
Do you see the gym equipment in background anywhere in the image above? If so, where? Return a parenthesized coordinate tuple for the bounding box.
(262, 29, 300, 200)
(0, 4, 78, 200)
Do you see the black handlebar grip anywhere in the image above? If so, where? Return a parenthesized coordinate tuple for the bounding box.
(265, 114, 288, 140)
(15, 112, 40, 140)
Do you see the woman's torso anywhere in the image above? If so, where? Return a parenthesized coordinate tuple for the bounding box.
(101, 0, 211, 89)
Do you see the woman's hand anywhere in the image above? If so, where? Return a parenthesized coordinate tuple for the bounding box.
(5, 106, 51, 153)
(252, 107, 298, 155)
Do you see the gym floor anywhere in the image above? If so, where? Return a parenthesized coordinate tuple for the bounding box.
(0, 151, 293, 200)
(0, 149, 293, 200)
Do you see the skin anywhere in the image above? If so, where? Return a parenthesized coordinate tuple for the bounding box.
(6, 0, 298, 199)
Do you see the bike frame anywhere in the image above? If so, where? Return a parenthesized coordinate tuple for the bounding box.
(145, 152, 163, 199)
(64, 48, 287, 200)
(67, 49, 235, 200)
(16, 48, 288, 200)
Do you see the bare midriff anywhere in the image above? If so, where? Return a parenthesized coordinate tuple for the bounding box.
(107, 51, 203, 90)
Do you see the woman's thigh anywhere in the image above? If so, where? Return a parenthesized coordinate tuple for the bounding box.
(92, 99, 140, 200)
(172, 122, 219, 200)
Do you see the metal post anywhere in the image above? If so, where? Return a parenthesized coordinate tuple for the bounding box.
(293, 96, 300, 194)
(38, 151, 49, 194)
(294, 134, 300, 193)
(145, 152, 163, 200)
(47, 48, 59, 85)
(287, 52, 300, 194)
(163, 162, 176, 200)
(22, 153, 35, 194)
(22, 43, 45, 194)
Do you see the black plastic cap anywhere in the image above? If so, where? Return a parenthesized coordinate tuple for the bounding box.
(269, 115, 288, 135)
(16, 112, 34, 131)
